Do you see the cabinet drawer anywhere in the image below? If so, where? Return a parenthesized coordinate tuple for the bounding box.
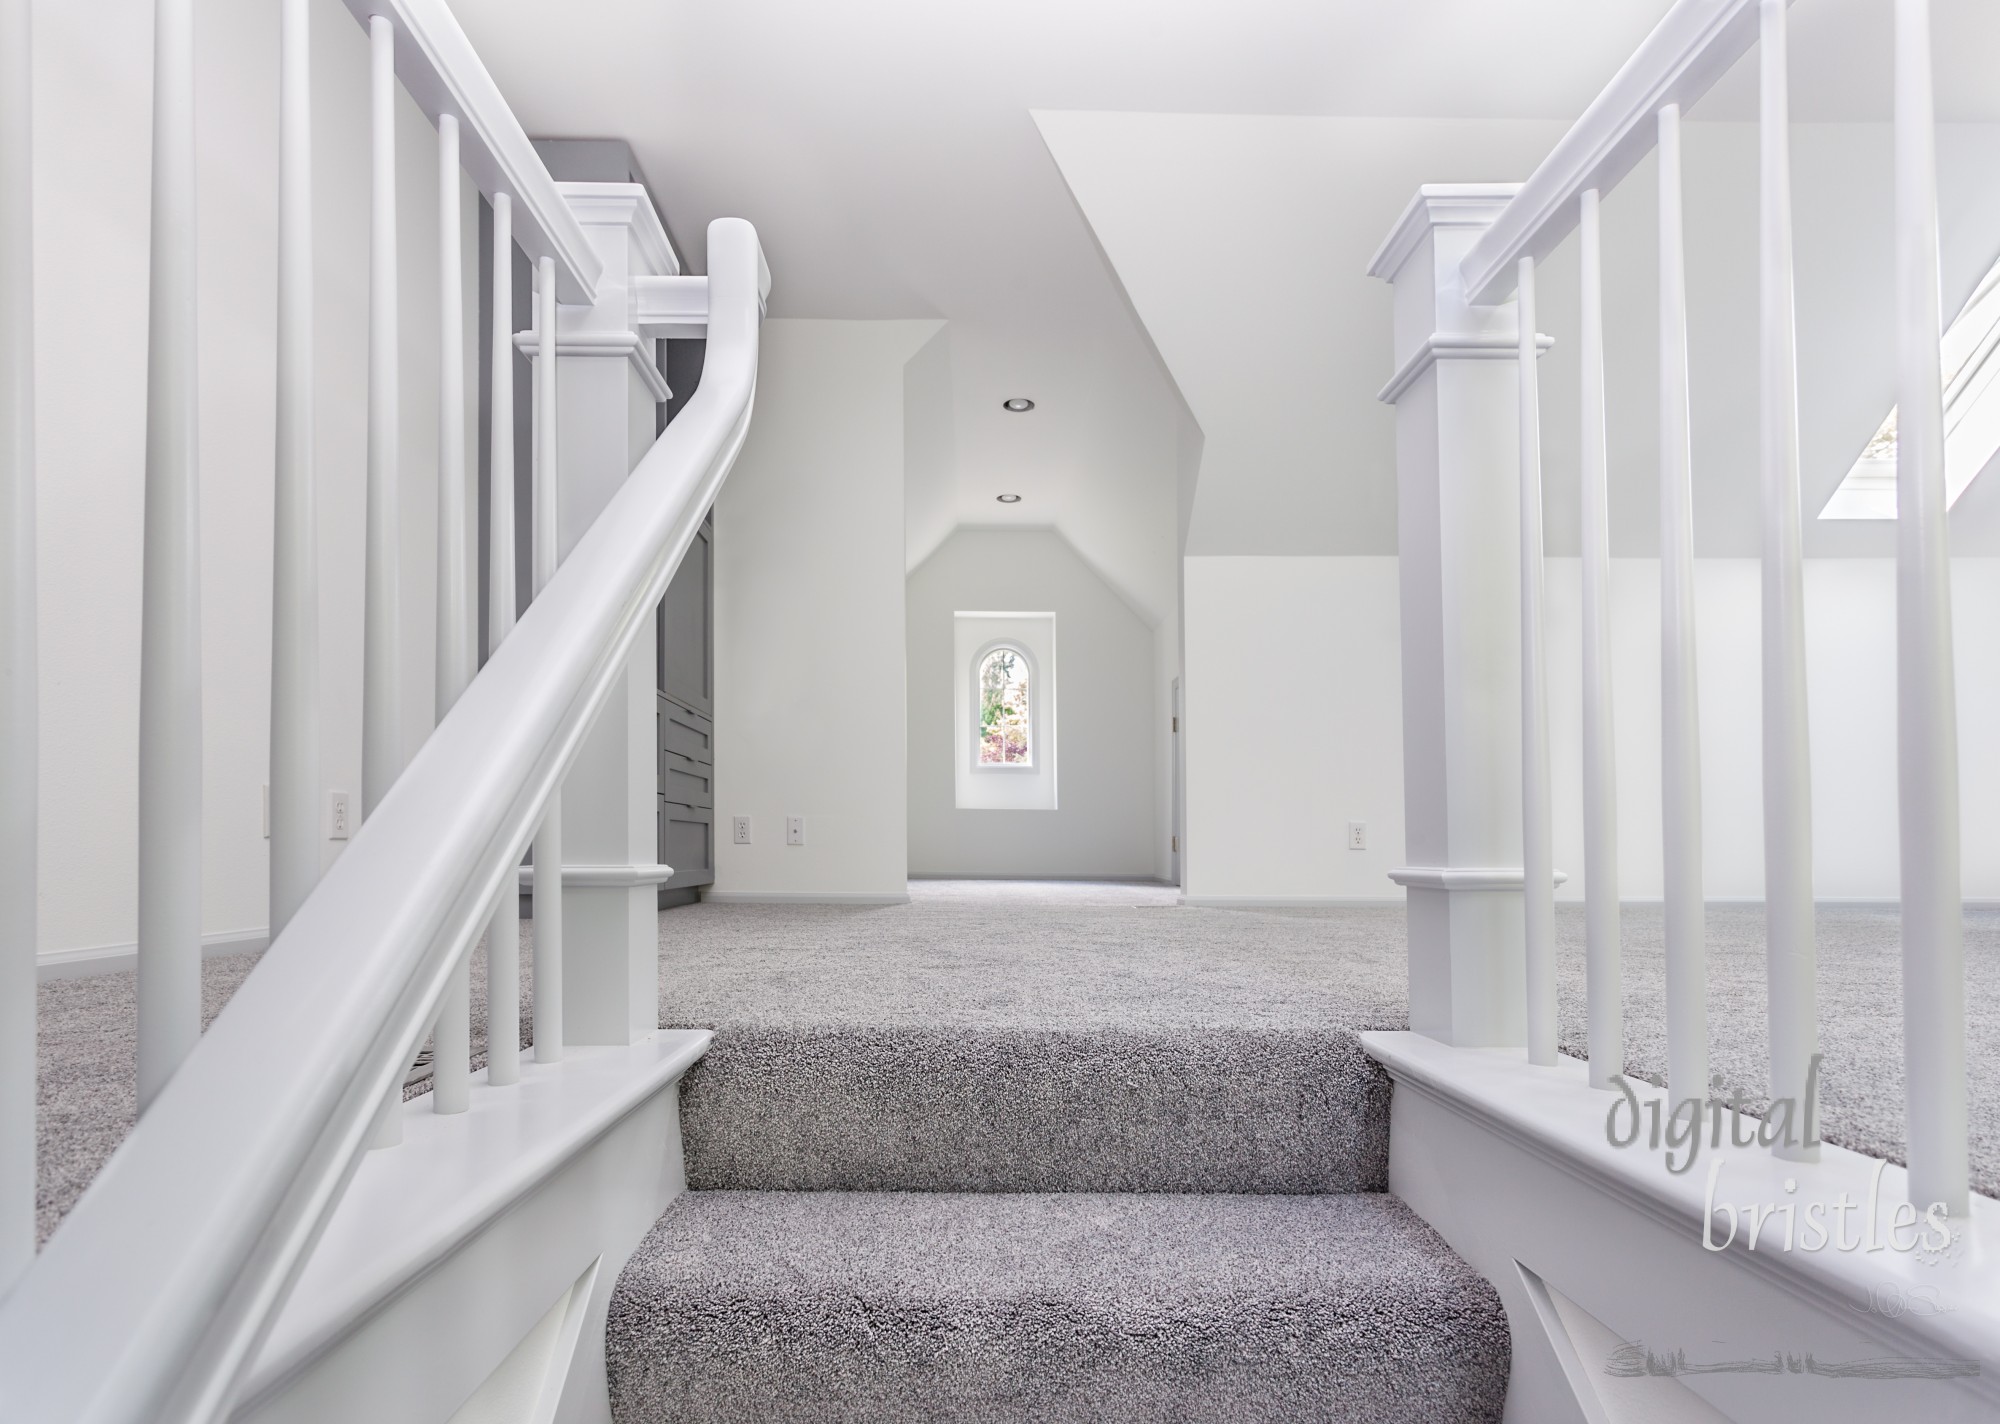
(661, 750, 713, 809)
(659, 696, 713, 764)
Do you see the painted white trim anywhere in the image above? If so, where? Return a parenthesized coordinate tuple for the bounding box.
(1178, 895, 1406, 909)
(1376, 331, 1554, 405)
(1458, 0, 1789, 304)
(333, 0, 599, 303)
(555, 182, 678, 277)
(238, 1033, 708, 1419)
(701, 891, 911, 905)
(516, 864, 676, 889)
(514, 329, 670, 404)
(37, 929, 267, 982)
(1364, 184, 1521, 281)
(1364, 1030, 2000, 1416)
(1388, 866, 1570, 891)
(633, 274, 710, 339)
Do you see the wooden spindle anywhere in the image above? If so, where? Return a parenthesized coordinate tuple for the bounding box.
(270, 0, 319, 939)
(363, 14, 401, 820)
(0, 0, 36, 1289)
(1657, 103, 1707, 1112)
(1759, 0, 1820, 1162)
(1893, 0, 1967, 1216)
(485, 193, 521, 1087)
(532, 257, 563, 1063)
(137, 0, 203, 1111)
(1517, 256, 1556, 1067)
(432, 113, 471, 1114)
(363, 14, 404, 1148)
(1577, 188, 1623, 1091)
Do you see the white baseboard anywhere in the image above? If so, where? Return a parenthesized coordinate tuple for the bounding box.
(1178, 895, 1406, 909)
(38, 928, 270, 982)
(701, 891, 911, 905)
(907, 874, 1174, 885)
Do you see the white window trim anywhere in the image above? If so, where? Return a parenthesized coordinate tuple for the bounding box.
(1821, 253, 2000, 520)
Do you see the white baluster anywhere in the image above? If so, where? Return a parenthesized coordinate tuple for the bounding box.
(485, 193, 521, 1087)
(270, 0, 318, 939)
(364, 15, 405, 1147)
(1893, 0, 1967, 1217)
(137, 0, 202, 1111)
(533, 257, 563, 1063)
(1657, 103, 1707, 1113)
(1517, 256, 1556, 1067)
(363, 15, 401, 819)
(1577, 188, 1623, 1092)
(1759, 0, 1820, 1162)
(432, 114, 471, 1114)
(0, 0, 36, 1289)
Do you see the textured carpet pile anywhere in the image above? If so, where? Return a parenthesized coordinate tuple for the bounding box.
(42, 884, 1996, 1420)
(605, 1190, 1510, 1424)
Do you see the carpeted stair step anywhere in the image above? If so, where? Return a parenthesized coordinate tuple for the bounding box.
(676, 1025, 1391, 1194)
(605, 1189, 1510, 1424)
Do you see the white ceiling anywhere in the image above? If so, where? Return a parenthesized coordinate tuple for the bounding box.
(451, 0, 2000, 601)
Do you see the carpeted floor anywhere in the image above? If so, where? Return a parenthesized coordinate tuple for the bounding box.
(32, 885, 2000, 1242)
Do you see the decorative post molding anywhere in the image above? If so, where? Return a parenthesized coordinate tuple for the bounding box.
(1368, 185, 1556, 1049)
(518, 182, 680, 1047)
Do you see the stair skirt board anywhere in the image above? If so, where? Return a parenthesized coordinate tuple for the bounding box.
(606, 1190, 1511, 1424)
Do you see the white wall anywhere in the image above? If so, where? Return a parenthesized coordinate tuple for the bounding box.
(710, 319, 937, 901)
(30, 0, 475, 958)
(1547, 558, 2000, 904)
(1180, 554, 2000, 905)
(1181, 556, 1406, 903)
(908, 528, 1157, 880)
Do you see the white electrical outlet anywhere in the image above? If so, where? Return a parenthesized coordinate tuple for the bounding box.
(732, 815, 752, 845)
(1347, 820, 1367, 850)
(786, 815, 806, 846)
(328, 790, 353, 841)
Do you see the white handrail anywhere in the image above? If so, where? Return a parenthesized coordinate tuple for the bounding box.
(336, 0, 599, 304)
(0, 217, 765, 1424)
(1459, 0, 1791, 306)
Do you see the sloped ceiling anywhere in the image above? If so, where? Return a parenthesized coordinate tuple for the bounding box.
(451, 0, 2000, 577)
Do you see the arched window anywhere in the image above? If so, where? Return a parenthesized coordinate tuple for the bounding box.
(977, 646, 1032, 765)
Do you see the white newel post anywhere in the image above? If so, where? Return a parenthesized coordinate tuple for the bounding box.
(1369, 186, 1554, 1048)
(521, 184, 679, 1046)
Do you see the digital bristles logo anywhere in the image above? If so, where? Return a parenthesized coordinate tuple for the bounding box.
(1602, 1055, 1953, 1257)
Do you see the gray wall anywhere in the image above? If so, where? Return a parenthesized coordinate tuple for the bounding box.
(908, 529, 1159, 879)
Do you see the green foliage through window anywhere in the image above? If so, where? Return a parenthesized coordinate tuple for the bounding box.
(978, 649, 1031, 765)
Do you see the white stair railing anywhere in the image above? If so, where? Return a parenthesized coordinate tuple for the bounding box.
(1453, 0, 1968, 1213)
(0, 1, 769, 1418)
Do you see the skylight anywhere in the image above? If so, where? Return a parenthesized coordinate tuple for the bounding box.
(1820, 253, 2000, 520)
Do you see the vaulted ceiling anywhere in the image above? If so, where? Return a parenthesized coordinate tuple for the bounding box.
(453, 0, 2000, 596)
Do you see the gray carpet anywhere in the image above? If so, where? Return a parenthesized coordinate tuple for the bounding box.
(34, 954, 259, 1246)
(605, 1189, 1510, 1424)
(35, 891, 2000, 1241)
(658, 888, 1403, 1194)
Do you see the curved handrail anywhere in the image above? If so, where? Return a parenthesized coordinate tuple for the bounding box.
(0, 218, 766, 1424)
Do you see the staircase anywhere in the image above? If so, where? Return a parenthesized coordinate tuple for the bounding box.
(600, 894, 1512, 1423)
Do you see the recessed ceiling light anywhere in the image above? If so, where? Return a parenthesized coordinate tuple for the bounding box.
(1002, 397, 1035, 413)
(996, 493, 1022, 504)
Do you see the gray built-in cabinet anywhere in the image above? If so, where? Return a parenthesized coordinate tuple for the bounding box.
(656, 512, 715, 907)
